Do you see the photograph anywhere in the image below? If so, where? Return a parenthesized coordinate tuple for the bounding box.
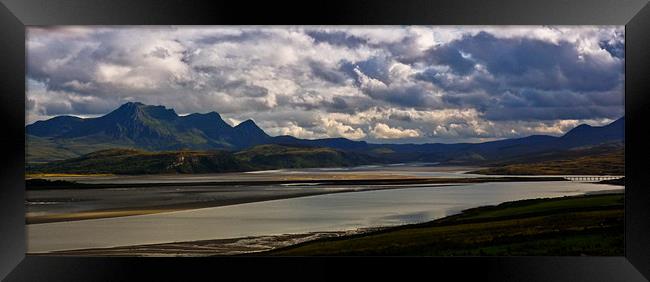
(24, 25, 626, 257)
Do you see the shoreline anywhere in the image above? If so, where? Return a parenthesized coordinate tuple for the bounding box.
(26, 175, 563, 190)
(27, 176, 565, 224)
(31, 227, 389, 256)
(33, 190, 624, 256)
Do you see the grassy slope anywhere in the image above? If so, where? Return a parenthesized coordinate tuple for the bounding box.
(26, 135, 136, 164)
(264, 193, 623, 256)
(234, 144, 375, 169)
(28, 148, 250, 175)
(27, 144, 375, 175)
(470, 148, 624, 175)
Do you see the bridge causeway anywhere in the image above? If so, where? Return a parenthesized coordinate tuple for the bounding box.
(563, 176, 624, 182)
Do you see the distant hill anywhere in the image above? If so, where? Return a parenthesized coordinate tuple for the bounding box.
(26, 102, 624, 165)
(234, 144, 377, 170)
(469, 145, 624, 175)
(26, 144, 377, 175)
(354, 117, 624, 164)
(268, 117, 624, 165)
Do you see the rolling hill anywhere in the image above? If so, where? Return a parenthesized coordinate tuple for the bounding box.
(26, 144, 377, 175)
(469, 145, 624, 175)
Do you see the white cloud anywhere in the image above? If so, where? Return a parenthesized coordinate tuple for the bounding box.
(273, 122, 323, 139)
(371, 123, 420, 139)
(320, 117, 367, 139)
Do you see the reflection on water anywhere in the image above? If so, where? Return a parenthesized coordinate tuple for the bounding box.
(27, 181, 621, 253)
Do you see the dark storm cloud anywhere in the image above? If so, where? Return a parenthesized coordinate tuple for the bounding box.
(428, 32, 623, 92)
(414, 67, 499, 93)
(423, 45, 476, 75)
(280, 91, 375, 114)
(195, 30, 270, 45)
(389, 112, 413, 122)
(382, 35, 423, 64)
(309, 61, 349, 85)
(327, 96, 350, 111)
(221, 80, 269, 98)
(306, 30, 368, 48)
(364, 84, 441, 109)
(599, 39, 624, 59)
(441, 92, 492, 111)
(481, 88, 624, 121)
(27, 40, 98, 94)
(483, 104, 623, 121)
(339, 56, 393, 84)
(412, 31, 624, 122)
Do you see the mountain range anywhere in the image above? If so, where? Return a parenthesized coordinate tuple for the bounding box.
(26, 102, 625, 165)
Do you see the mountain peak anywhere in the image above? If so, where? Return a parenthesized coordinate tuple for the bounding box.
(561, 124, 593, 139)
(563, 116, 624, 138)
(573, 123, 593, 130)
(184, 111, 222, 118)
(610, 116, 625, 126)
(110, 101, 145, 115)
(109, 102, 178, 121)
(206, 111, 222, 117)
(179, 111, 231, 133)
(116, 101, 145, 111)
(560, 116, 624, 146)
(233, 119, 270, 146)
(124, 101, 144, 106)
(235, 119, 258, 128)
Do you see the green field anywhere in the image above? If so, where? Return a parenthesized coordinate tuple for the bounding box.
(264, 193, 624, 256)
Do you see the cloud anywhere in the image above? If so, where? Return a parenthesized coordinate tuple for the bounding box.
(26, 26, 624, 143)
(306, 30, 368, 48)
(371, 123, 420, 139)
(320, 117, 367, 139)
(309, 60, 349, 85)
(424, 31, 623, 92)
(273, 122, 322, 139)
(423, 45, 476, 75)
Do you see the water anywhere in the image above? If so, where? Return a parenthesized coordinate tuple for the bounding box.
(27, 181, 621, 253)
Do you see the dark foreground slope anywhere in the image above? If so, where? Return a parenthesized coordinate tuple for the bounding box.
(264, 193, 624, 256)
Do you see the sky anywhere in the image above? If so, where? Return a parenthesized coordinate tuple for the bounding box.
(26, 26, 624, 144)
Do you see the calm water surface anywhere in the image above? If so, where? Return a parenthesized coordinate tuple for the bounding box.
(27, 181, 621, 253)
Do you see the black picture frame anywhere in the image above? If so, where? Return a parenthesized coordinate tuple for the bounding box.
(1, 0, 649, 281)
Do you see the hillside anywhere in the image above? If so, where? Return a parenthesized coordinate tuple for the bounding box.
(234, 144, 377, 169)
(470, 146, 624, 175)
(26, 145, 377, 175)
(27, 148, 250, 175)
